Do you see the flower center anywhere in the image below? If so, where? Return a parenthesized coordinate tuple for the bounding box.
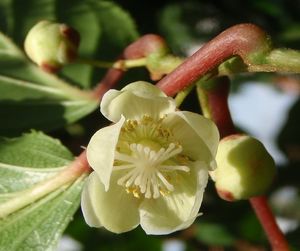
(117, 115, 173, 150)
(113, 116, 191, 199)
(114, 143, 190, 199)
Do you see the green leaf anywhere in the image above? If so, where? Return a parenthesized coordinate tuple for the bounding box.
(88, 0, 138, 59)
(0, 131, 86, 251)
(0, 0, 138, 89)
(58, 0, 139, 88)
(195, 222, 236, 246)
(12, 0, 56, 45)
(0, 179, 85, 251)
(0, 31, 98, 136)
(0, 131, 73, 197)
(0, 130, 72, 166)
(0, 0, 15, 35)
(56, 0, 102, 88)
(0, 0, 138, 134)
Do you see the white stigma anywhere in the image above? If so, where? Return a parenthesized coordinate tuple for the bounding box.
(114, 143, 190, 199)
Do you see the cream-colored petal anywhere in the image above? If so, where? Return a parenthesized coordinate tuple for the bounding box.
(122, 81, 167, 98)
(81, 172, 140, 233)
(176, 111, 220, 156)
(162, 112, 214, 165)
(87, 116, 125, 190)
(100, 82, 176, 122)
(139, 162, 208, 235)
(99, 89, 122, 121)
(81, 176, 102, 227)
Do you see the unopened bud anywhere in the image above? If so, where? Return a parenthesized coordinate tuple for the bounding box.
(24, 20, 80, 73)
(210, 134, 276, 201)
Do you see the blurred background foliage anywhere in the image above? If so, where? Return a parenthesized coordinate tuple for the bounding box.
(1, 0, 300, 250)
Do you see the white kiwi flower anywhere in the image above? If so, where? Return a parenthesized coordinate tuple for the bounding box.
(81, 81, 219, 234)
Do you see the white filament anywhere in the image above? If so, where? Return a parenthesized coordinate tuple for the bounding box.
(114, 143, 190, 199)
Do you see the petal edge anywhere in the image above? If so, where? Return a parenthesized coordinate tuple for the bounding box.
(87, 116, 125, 190)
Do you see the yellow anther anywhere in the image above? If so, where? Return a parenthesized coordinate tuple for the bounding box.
(176, 154, 190, 165)
(159, 188, 170, 197)
(141, 115, 153, 125)
(125, 186, 141, 198)
(132, 188, 141, 198)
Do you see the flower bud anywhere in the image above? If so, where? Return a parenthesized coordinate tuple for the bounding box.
(210, 134, 276, 201)
(24, 20, 80, 73)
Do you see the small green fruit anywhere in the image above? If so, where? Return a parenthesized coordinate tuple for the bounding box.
(211, 134, 276, 201)
(24, 20, 80, 73)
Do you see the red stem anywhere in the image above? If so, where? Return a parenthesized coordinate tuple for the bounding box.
(250, 196, 290, 251)
(154, 24, 287, 249)
(200, 79, 289, 250)
(70, 150, 91, 175)
(157, 23, 270, 96)
(92, 67, 124, 98)
(123, 34, 167, 59)
(201, 77, 236, 138)
(93, 34, 167, 98)
(197, 78, 290, 250)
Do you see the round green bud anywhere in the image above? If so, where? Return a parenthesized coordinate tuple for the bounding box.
(210, 134, 276, 201)
(24, 20, 80, 73)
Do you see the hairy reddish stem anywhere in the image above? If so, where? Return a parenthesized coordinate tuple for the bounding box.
(71, 150, 91, 174)
(250, 196, 290, 251)
(197, 79, 289, 250)
(209, 84, 235, 137)
(202, 80, 289, 250)
(152, 24, 286, 246)
(157, 23, 270, 96)
(93, 34, 167, 98)
(123, 34, 167, 59)
(196, 78, 289, 250)
(199, 77, 236, 138)
(92, 67, 124, 98)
